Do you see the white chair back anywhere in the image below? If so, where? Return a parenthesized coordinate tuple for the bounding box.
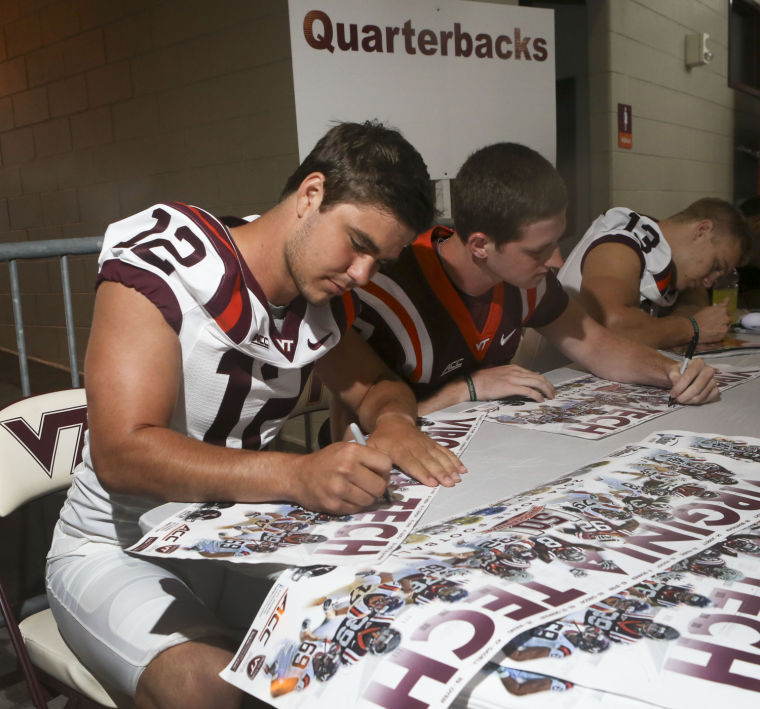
(0, 389, 87, 517)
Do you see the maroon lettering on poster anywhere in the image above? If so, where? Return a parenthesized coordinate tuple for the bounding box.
(359, 509, 414, 523)
(2, 404, 88, 478)
(317, 539, 388, 555)
(566, 549, 627, 575)
(412, 609, 494, 657)
(717, 487, 760, 511)
(673, 503, 741, 527)
(258, 590, 287, 647)
(710, 588, 760, 616)
(468, 584, 548, 619)
(689, 613, 760, 648)
(615, 522, 703, 557)
(363, 647, 456, 708)
(334, 522, 398, 539)
(522, 581, 586, 607)
(736, 575, 760, 589)
(564, 422, 615, 436)
(666, 637, 760, 692)
(660, 518, 713, 537)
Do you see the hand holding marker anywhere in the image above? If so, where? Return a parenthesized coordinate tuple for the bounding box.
(667, 333, 699, 407)
(349, 422, 393, 504)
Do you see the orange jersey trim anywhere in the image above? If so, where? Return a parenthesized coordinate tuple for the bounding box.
(362, 280, 424, 382)
(341, 291, 356, 328)
(184, 203, 243, 334)
(413, 231, 504, 362)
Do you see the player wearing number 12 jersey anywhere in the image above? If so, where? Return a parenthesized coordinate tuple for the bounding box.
(46, 121, 464, 709)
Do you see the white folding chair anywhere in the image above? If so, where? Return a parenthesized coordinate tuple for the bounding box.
(0, 389, 129, 708)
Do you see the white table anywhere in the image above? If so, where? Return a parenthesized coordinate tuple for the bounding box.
(141, 347, 760, 534)
(418, 348, 760, 526)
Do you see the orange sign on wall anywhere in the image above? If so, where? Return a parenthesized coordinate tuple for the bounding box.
(618, 103, 632, 149)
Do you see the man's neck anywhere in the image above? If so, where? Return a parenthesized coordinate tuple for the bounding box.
(438, 232, 499, 297)
(230, 201, 298, 305)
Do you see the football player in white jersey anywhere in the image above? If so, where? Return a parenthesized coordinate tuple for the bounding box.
(46, 121, 465, 709)
(559, 198, 751, 349)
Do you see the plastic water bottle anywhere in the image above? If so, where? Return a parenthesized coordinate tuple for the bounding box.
(712, 268, 739, 322)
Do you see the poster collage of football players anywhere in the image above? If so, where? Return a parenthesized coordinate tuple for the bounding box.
(467, 367, 760, 439)
(219, 430, 760, 708)
(129, 411, 485, 567)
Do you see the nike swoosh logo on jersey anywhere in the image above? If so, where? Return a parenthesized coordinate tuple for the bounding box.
(500, 329, 517, 346)
(307, 332, 333, 350)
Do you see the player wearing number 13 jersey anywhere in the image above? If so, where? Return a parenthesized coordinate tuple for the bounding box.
(558, 208, 677, 313)
(557, 199, 749, 349)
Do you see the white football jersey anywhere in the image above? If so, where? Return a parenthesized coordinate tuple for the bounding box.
(52, 202, 357, 554)
(559, 207, 678, 312)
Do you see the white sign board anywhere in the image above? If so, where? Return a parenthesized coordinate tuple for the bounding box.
(288, 0, 556, 178)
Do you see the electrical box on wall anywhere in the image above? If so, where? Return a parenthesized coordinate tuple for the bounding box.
(685, 32, 713, 68)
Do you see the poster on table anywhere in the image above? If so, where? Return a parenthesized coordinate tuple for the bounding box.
(465, 367, 760, 439)
(221, 430, 760, 708)
(287, 0, 556, 178)
(667, 333, 760, 358)
(127, 411, 485, 566)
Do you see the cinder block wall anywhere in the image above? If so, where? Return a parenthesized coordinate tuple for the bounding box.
(0, 0, 297, 376)
(587, 0, 740, 222)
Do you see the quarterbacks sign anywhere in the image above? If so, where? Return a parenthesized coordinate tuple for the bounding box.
(288, 0, 556, 178)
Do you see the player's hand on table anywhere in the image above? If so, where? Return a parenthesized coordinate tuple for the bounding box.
(667, 357, 720, 405)
(693, 300, 731, 343)
(368, 413, 466, 488)
(292, 442, 392, 515)
(471, 364, 556, 402)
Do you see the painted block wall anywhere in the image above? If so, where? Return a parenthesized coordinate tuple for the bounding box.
(586, 0, 750, 226)
(0, 0, 297, 374)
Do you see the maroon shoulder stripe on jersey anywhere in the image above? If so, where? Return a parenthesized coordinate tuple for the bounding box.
(330, 291, 359, 334)
(98, 259, 183, 334)
(169, 202, 253, 343)
(580, 233, 646, 278)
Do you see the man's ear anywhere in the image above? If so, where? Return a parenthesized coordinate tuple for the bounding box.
(467, 232, 492, 259)
(295, 172, 325, 218)
(693, 219, 714, 242)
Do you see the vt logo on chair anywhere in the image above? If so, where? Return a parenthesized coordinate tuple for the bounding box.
(1, 404, 88, 478)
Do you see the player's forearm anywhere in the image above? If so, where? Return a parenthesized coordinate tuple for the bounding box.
(89, 426, 301, 503)
(579, 330, 676, 389)
(354, 376, 418, 432)
(417, 378, 472, 415)
(604, 308, 696, 349)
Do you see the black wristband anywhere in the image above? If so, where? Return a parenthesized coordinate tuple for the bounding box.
(688, 315, 699, 340)
(464, 374, 477, 402)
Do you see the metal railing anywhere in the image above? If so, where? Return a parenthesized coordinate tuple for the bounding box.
(0, 237, 103, 397)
